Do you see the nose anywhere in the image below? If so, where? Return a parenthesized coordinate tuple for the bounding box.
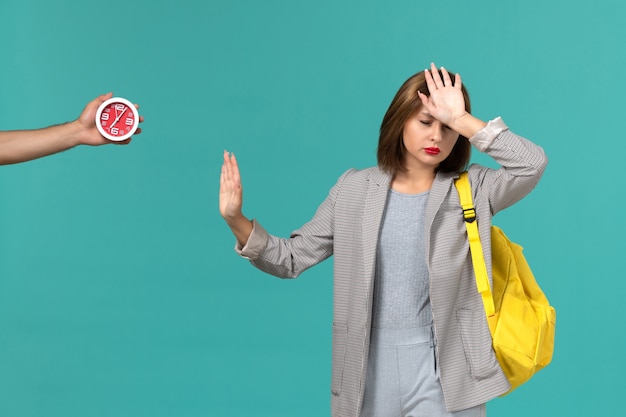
(430, 122, 444, 142)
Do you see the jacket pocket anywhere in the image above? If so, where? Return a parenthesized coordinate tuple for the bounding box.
(456, 309, 500, 380)
(331, 324, 348, 396)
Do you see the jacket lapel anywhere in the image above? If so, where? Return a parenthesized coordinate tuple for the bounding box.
(425, 171, 459, 261)
(362, 168, 391, 292)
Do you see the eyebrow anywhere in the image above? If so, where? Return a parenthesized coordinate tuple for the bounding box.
(419, 110, 434, 117)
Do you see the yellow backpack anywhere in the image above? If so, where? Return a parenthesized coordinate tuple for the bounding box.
(454, 172, 556, 394)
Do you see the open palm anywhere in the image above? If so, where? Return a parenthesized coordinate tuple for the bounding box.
(219, 150, 244, 220)
(418, 62, 467, 127)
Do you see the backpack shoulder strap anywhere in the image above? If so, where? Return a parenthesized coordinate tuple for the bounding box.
(454, 172, 496, 317)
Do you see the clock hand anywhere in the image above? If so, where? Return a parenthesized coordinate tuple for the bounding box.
(109, 105, 127, 128)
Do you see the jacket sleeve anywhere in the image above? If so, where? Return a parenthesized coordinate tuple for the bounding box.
(468, 117, 548, 215)
(234, 169, 355, 278)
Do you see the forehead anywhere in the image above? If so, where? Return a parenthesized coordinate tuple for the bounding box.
(416, 108, 434, 118)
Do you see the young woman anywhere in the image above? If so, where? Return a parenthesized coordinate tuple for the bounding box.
(219, 62, 547, 417)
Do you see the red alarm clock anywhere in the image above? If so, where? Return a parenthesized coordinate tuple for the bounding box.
(95, 97, 139, 141)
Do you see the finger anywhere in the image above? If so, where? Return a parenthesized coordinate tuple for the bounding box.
(430, 62, 443, 88)
(220, 162, 236, 200)
(424, 69, 437, 93)
(440, 66, 452, 87)
(84, 92, 112, 114)
(96, 92, 113, 104)
(417, 90, 430, 107)
(230, 152, 242, 188)
(418, 91, 436, 114)
(223, 151, 239, 189)
(455, 73, 463, 89)
(222, 150, 232, 185)
(221, 151, 231, 177)
(220, 160, 228, 189)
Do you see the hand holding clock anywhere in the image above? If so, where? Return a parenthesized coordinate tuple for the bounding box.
(84, 93, 144, 145)
(0, 92, 144, 165)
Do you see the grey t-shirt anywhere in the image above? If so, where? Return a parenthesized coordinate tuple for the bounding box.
(372, 189, 432, 329)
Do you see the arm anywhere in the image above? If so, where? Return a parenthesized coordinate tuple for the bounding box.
(470, 120, 547, 214)
(219, 150, 341, 278)
(418, 62, 547, 213)
(0, 92, 144, 165)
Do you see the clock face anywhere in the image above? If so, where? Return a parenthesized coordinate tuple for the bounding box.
(95, 97, 139, 141)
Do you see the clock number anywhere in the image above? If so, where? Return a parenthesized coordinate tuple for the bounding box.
(114, 104, 125, 111)
(125, 118, 134, 126)
(111, 127, 119, 135)
(101, 113, 110, 121)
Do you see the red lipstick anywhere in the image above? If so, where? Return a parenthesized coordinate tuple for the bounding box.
(424, 147, 440, 155)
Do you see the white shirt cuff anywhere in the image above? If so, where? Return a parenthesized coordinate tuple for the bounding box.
(469, 117, 508, 152)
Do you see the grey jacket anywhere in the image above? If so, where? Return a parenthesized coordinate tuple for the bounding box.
(237, 118, 548, 416)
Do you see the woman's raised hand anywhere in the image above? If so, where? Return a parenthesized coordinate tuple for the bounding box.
(220, 151, 253, 246)
(418, 62, 486, 139)
(219, 150, 244, 221)
(418, 62, 468, 128)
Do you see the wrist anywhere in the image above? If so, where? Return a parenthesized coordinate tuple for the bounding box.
(224, 213, 254, 247)
(449, 112, 487, 139)
(224, 212, 249, 227)
(65, 119, 89, 147)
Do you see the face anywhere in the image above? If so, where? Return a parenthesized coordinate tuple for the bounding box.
(401, 108, 460, 171)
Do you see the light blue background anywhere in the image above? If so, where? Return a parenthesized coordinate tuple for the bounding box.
(1, 0, 623, 415)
